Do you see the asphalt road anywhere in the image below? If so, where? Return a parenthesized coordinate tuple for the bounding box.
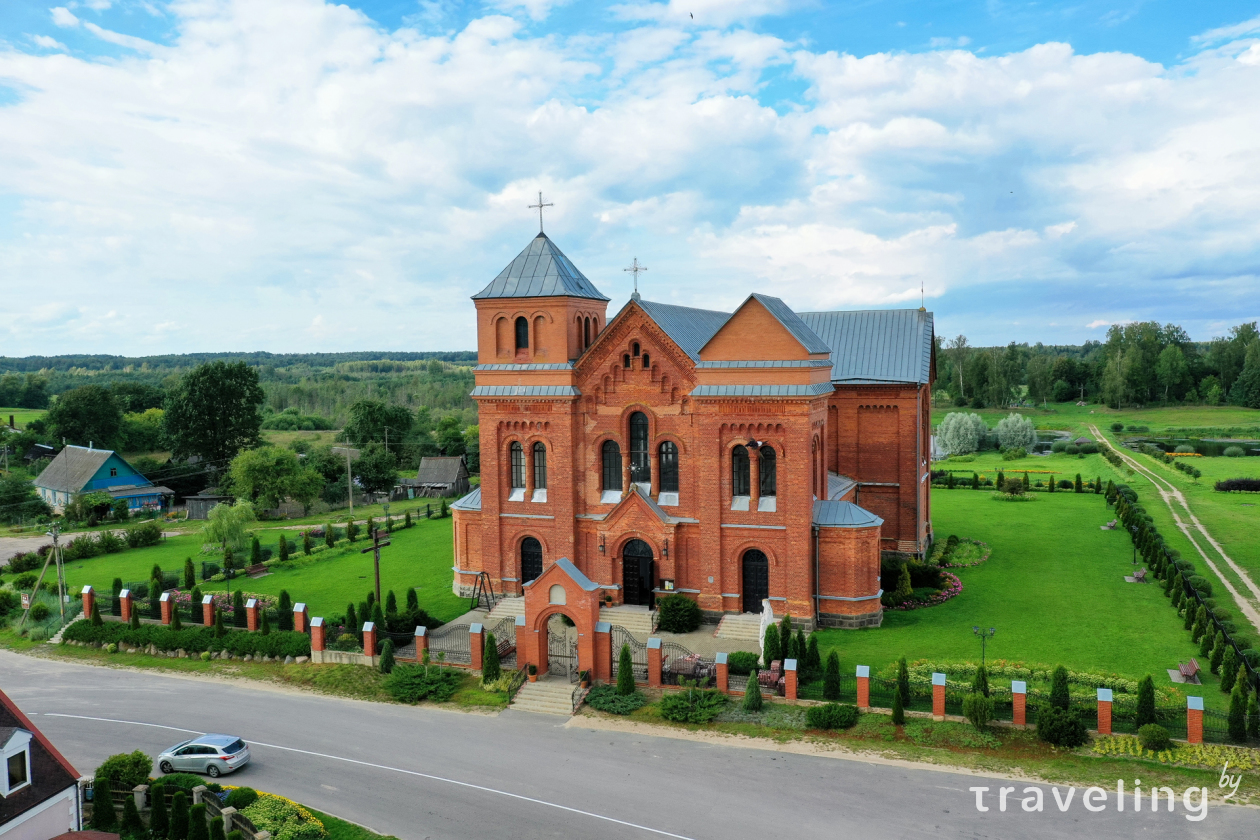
(2, 652, 1253, 840)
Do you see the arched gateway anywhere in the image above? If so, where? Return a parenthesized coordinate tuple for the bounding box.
(519, 557, 603, 683)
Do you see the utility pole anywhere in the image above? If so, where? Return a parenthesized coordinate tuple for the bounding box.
(360, 524, 392, 606)
(50, 524, 66, 625)
(332, 446, 361, 514)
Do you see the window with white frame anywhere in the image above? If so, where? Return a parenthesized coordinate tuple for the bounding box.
(1, 729, 32, 796)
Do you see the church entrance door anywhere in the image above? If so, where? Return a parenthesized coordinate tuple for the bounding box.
(742, 549, 769, 613)
(622, 539, 655, 608)
(521, 537, 543, 585)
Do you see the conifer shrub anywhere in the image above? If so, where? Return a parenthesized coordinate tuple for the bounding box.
(120, 791, 145, 836)
(345, 604, 359, 638)
(277, 536, 289, 564)
(250, 537, 262, 566)
(725, 651, 759, 675)
(1136, 675, 1156, 728)
(89, 772, 118, 831)
(302, 531, 312, 555)
(743, 672, 763, 712)
(657, 594, 702, 633)
(891, 685, 905, 725)
(184, 559, 196, 590)
(169, 790, 190, 840)
(325, 524, 335, 549)
(404, 510, 413, 528)
(972, 664, 990, 698)
(659, 684, 727, 723)
(762, 624, 781, 668)
(232, 590, 246, 628)
(585, 684, 646, 714)
(962, 692, 994, 730)
(170, 608, 182, 632)
(1210, 632, 1228, 674)
(1229, 683, 1248, 742)
(1221, 647, 1239, 693)
(228, 831, 244, 840)
(209, 817, 226, 840)
(1248, 695, 1259, 740)
(481, 633, 500, 682)
(386, 590, 398, 615)
(1050, 665, 1070, 710)
(91, 601, 104, 627)
(224, 787, 258, 809)
(617, 644, 635, 696)
(188, 804, 208, 840)
(406, 588, 420, 612)
(277, 591, 292, 631)
(806, 703, 858, 730)
(897, 657, 910, 708)
(804, 635, 821, 678)
(149, 783, 169, 837)
(1037, 706, 1088, 747)
(214, 608, 226, 638)
(823, 651, 841, 701)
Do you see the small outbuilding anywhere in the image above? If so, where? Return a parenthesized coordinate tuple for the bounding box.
(396, 456, 471, 499)
(185, 489, 235, 520)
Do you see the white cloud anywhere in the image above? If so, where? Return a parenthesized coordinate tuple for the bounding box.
(928, 36, 971, 48)
(1086, 320, 1111, 329)
(612, 0, 797, 28)
(31, 34, 69, 50)
(1191, 14, 1260, 45)
(83, 0, 113, 9)
(488, 0, 574, 22)
(50, 7, 79, 27)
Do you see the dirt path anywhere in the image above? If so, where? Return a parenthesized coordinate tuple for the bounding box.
(1092, 424, 1260, 634)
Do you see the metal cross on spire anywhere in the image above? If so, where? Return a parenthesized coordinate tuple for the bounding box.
(624, 257, 647, 300)
(529, 191, 554, 233)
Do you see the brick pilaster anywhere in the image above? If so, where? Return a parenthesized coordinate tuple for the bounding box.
(932, 672, 946, 719)
(414, 625, 427, 659)
(784, 658, 798, 702)
(159, 592, 173, 626)
(119, 589, 133, 623)
(81, 585, 95, 619)
(1187, 696, 1204, 744)
(293, 603, 308, 634)
(715, 652, 729, 694)
(1012, 680, 1027, 727)
(245, 599, 259, 632)
(469, 623, 484, 671)
(594, 621, 611, 682)
(310, 617, 325, 652)
(362, 621, 377, 657)
(856, 665, 870, 709)
(647, 637, 662, 688)
(1097, 688, 1113, 735)
(202, 596, 215, 627)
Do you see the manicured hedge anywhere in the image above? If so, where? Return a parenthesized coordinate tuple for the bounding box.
(61, 620, 310, 658)
(1215, 478, 1260, 493)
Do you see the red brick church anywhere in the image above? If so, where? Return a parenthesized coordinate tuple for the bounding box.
(451, 232, 934, 629)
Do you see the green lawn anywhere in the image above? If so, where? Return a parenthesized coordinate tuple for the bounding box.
(0, 407, 45, 429)
(931, 400, 1260, 433)
(816, 489, 1227, 708)
(54, 516, 467, 623)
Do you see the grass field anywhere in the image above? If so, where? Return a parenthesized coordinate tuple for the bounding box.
(51, 515, 467, 623)
(930, 400, 1260, 433)
(0, 407, 45, 429)
(261, 429, 343, 449)
(815, 489, 1228, 709)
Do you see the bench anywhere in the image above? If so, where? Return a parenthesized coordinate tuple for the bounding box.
(1100, 519, 1118, 530)
(1178, 658, 1201, 684)
(245, 563, 269, 578)
(1133, 568, 1148, 583)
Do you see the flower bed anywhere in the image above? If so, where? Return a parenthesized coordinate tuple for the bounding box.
(1093, 736, 1257, 770)
(928, 538, 991, 569)
(239, 791, 327, 840)
(884, 572, 962, 611)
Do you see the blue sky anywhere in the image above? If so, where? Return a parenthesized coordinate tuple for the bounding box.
(1, 0, 1259, 354)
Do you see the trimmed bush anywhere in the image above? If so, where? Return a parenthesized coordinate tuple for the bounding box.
(62, 620, 311, 658)
(742, 672, 763, 711)
(1223, 446, 1245, 457)
(1138, 723, 1172, 752)
(823, 651, 841, 701)
(656, 594, 702, 633)
(96, 750, 152, 790)
(385, 664, 462, 703)
(806, 703, 859, 730)
(762, 624, 781, 669)
(481, 634, 499, 682)
(726, 651, 759, 676)
(585, 684, 646, 715)
(225, 787, 258, 809)
(1136, 675, 1156, 728)
(170, 790, 190, 840)
(379, 639, 396, 675)
(891, 685, 905, 725)
(617, 644, 635, 695)
(1229, 683, 1248, 742)
(1050, 665, 1070, 710)
(209, 817, 226, 840)
(120, 791, 145, 836)
(660, 687, 727, 723)
(150, 783, 169, 837)
(189, 804, 209, 840)
(897, 657, 911, 709)
(962, 692, 994, 730)
(1037, 706, 1089, 747)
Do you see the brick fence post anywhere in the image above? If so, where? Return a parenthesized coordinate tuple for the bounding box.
(414, 625, 427, 660)
(647, 638, 662, 688)
(119, 589, 133, 624)
(715, 652, 729, 694)
(159, 592, 173, 626)
(1187, 696, 1203, 744)
(201, 595, 215, 627)
(310, 617, 325, 664)
(362, 621, 377, 663)
(1097, 688, 1113, 735)
(132, 784, 148, 813)
(245, 599, 259, 632)
(856, 665, 870, 709)
(469, 623, 484, 671)
(293, 603, 308, 634)
(220, 807, 237, 835)
(784, 658, 798, 702)
(81, 585, 95, 619)
(191, 785, 207, 805)
(932, 672, 946, 719)
(594, 621, 611, 682)
(1012, 680, 1027, 727)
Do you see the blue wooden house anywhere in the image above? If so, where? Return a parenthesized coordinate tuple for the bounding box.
(33, 445, 173, 514)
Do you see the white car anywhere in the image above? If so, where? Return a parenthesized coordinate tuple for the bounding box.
(157, 734, 251, 778)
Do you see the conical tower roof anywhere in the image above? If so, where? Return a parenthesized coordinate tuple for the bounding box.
(472, 233, 609, 301)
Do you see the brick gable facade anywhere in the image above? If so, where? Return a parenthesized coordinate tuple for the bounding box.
(453, 234, 933, 630)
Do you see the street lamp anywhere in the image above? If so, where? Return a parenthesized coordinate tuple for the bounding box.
(973, 626, 996, 667)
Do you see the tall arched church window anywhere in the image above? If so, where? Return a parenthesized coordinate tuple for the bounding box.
(602, 441, 623, 492)
(760, 446, 777, 496)
(629, 412, 649, 485)
(659, 441, 679, 493)
(583, 317, 591, 349)
(623, 354, 631, 369)
(732, 445, 750, 497)
(514, 317, 529, 351)
(632, 341, 640, 357)
(533, 442, 547, 490)
(510, 442, 525, 489)
(642, 353, 650, 369)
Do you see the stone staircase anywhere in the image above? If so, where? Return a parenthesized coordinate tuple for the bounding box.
(715, 612, 764, 644)
(510, 676, 577, 715)
(48, 612, 85, 645)
(486, 597, 525, 623)
(599, 604, 655, 637)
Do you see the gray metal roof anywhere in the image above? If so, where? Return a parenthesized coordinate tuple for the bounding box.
(798, 309, 934, 385)
(813, 499, 883, 528)
(451, 486, 482, 511)
(635, 300, 731, 361)
(746, 294, 832, 355)
(417, 456, 468, 484)
(520, 557, 599, 592)
(691, 384, 834, 398)
(470, 385, 580, 397)
(695, 359, 831, 369)
(474, 363, 573, 371)
(33, 446, 116, 493)
(472, 233, 609, 301)
(827, 472, 857, 500)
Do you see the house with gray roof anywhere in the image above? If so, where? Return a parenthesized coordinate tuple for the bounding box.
(396, 456, 471, 499)
(33, 445, 173, 514)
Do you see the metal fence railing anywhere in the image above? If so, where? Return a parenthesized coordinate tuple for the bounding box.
(610, 626, 648, 683)
(427, 622, 471, 665)
(660, 641, 715, 687)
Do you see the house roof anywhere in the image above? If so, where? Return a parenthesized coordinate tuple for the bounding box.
(32, 446, 117, 494)
(797, 309, 934, 385)
(827, 472, 857, 500)
(472, 233, 609, 301)
(812, 499, 884, 528)
(743, 294, 832, 355)
(416, 457, 468, 485)
(0, 686, 80, 826)
(691, 384, 833, 398)
(553, 557, 600, 592)
(635, 300, 732, 361)
(451, 486, 482, 511)
(470, 385, 581, 398)
(108, 485, 173, 500)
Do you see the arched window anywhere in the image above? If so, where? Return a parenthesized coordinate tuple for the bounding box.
(659, 441, 679, 493)
(510, 442, 525, 489)
(629, 412, 649, 484)
(602, 441, 623, 491)
(732, 445, 750, 496)
(533, 442, 547, 490)
(759, 446, 777, 496)
(583, 317, 591, 349)
(632, 341, 640, 357)
(514, 317, 529, 351)
(623, 354, 631, 369)
(642, 353, 650, 369)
